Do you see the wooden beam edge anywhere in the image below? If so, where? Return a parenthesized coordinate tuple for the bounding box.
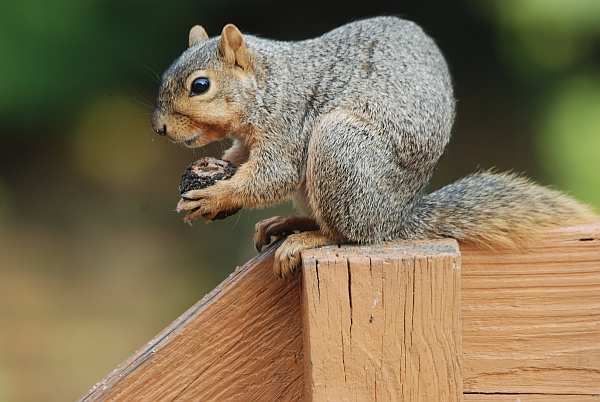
(79, 240, 284, 401)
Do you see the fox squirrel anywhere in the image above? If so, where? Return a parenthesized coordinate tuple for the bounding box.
(151, 17, 597, 278)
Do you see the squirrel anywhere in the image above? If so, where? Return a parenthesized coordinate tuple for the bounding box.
(151, 17, 598, 279)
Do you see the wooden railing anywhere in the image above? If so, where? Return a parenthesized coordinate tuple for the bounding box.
(80, 223, 600, 401)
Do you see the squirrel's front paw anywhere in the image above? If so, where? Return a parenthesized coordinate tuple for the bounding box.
(177, 189, 214, 222)
(177, 188, 239, 223)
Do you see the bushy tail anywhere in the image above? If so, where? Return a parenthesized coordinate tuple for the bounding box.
(409, 171, 598, 248)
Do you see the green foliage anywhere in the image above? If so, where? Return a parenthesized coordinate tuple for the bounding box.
(476, 0, 600, 79)
(0, 177, 13, 228)
(471, 0, 600, 207)
(537, 73, 600, 204)
(0, 0, 221, 136)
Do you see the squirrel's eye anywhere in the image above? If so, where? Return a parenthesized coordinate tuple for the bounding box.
(190, 77, 210, 96)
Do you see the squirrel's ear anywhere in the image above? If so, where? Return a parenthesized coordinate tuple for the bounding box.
(219, 24, 251, 69)
(189, 25, 209, 47)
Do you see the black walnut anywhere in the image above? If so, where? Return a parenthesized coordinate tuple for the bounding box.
(179, 157, 240, 221)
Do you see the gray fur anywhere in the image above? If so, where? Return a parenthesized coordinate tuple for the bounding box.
(155, 17, 596, 248)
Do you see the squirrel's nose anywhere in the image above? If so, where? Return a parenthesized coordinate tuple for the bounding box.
(155, 124, 167, 136)
(151, 113, 168, 136)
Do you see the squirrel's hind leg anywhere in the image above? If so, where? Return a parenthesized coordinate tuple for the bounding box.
(253, 215, 319, 252)
(306, 110, 425, 243)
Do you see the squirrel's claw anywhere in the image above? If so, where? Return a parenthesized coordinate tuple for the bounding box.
(180, 189, 205, 200)
(183, 208, 216, 223)
(177, 197, 203, 212)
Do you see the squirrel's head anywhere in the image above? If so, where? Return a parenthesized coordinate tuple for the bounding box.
(152, 24, 256, 148)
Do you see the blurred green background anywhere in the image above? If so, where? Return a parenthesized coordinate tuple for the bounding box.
(0, 0, 598, 401)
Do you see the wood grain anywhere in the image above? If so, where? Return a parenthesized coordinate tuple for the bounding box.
(301, 239, 462, 401)
(461, 223, 600, 396)
(79, 240, 305, 401)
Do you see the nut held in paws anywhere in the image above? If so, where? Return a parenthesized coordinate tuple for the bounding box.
(179, 157, 240, 221)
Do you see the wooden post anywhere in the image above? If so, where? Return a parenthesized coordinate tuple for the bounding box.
(301, 240, 462, 401)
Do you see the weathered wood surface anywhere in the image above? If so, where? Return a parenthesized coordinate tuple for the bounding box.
(79, 240, 305, 401)
(301, 239, 462, 401)
(461, 223, 600, 396)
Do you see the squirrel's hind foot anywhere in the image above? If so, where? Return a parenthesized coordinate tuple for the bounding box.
(273, 230, 336, 279)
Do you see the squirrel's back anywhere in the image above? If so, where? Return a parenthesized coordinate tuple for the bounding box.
(257, 17, 456, 152)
